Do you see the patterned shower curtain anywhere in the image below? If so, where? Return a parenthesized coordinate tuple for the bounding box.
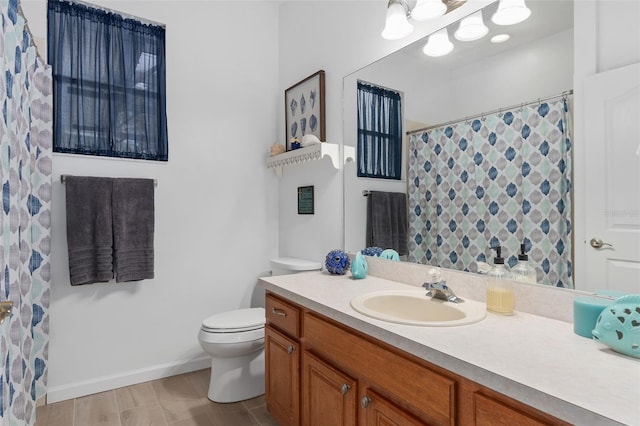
(0, 0, 53, 424)
(407, 98, 572, 288)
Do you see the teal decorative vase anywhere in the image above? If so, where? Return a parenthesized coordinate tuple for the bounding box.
(350, 252, 368, 279)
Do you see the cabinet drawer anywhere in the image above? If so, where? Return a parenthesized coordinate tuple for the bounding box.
(266, 293, 301, 338)
(474, 393, 568, 426)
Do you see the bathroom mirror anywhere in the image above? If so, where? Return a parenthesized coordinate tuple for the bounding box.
(343, 0, 576, 286)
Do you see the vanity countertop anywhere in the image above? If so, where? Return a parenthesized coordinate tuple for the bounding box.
(259, 271, 640, 426)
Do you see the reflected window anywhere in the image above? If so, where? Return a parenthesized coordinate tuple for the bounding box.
(47, 0, 168, 161)
(356, 81, 402, 179)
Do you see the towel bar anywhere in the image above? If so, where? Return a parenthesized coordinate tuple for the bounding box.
(60, 174, 157, 186)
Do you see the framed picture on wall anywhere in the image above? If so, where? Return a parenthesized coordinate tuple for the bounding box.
(285, 70, 325, 151)
(297, 186, 314, 215)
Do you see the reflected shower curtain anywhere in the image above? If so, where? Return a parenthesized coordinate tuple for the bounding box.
(0, 0, 53, 424)
(407, 98, 572, 288)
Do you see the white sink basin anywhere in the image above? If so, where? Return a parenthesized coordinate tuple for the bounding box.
(350, 288, 486, 327)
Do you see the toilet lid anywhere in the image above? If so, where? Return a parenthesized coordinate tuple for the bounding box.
(202, 307, 265, 332)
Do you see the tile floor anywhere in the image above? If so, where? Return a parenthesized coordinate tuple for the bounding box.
(35, 368, 278, 426)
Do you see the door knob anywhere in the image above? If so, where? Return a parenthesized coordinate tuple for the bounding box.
(340, 384, 351, 395)
(590, 238, 613, 249)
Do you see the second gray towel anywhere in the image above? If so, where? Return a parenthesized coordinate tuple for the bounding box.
(112, 178, 155, 282)
(366, 191, 408, 256)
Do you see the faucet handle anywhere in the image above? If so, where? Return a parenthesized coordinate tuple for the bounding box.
(427, 267, 443, 283)
(422, 281, 448, 290)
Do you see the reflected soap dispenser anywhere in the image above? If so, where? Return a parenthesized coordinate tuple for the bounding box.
(511, 243, 537, 284)
(486, 246, 514, 315)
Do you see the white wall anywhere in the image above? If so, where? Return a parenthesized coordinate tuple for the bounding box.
(21, 0, 280, 402)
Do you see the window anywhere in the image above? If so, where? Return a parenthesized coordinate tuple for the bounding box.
(356, 81, 402, 179)
(47, 0, 168, 161)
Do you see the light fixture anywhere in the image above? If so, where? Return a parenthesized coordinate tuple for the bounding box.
(490, 34, 511, 43)
(422, 27, 454, 57)
(491, 0, 531, 26)
(381, 1, 414, 40)
(411, 0, 446, 21)
(454, 10, 488, 41)
(382, 0, 464, 41)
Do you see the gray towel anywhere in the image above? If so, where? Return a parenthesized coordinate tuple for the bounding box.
(366, 191, 408, 256)
(112, 178, 155, 282)
(65, 176, 114, 285)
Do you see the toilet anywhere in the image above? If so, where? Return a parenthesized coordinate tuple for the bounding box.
(198, 257, 322, 403)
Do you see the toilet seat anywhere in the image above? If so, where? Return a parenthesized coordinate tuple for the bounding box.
(199, 308, 265, 344)
(201, 307, 265, 332)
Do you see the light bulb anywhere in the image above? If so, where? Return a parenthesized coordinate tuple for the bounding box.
(381, 2, 414, 40)
(411, 0, 446, 21)
(491, 0, 531, 26)
(454, 10, 489, 41)
(423, 28, 454, 57)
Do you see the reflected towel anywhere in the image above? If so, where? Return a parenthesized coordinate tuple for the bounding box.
(112, 178, 155, 282)
(366, 191, 408, 256)
(65, 176, 114, 285)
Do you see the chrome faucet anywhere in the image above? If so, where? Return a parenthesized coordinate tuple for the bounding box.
(422, 281, 464, 303)
(422, 268, 464, 303)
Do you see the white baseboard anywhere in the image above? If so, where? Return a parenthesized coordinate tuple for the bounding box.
(46, 356, 211, 404)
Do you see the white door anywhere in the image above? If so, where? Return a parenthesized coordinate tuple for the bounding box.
(584, 63, 640, 294)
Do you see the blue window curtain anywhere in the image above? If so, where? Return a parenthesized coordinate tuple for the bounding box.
(47, 0, 168, 161)
(357, 81, 402, 179)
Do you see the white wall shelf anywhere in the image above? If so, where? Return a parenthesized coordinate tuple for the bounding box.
(266, 143, 340, 176)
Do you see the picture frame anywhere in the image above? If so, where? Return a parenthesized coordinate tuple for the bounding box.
(297, 186, 314, 215)
(285, 70, 325, 151)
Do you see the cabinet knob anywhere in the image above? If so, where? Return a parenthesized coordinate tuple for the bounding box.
(361, 395, 372, 408)
(340, 384, 351, 395)
(287, 345, 295, 355)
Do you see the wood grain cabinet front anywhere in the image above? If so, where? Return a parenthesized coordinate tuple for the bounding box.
(266, 293, 300, 338)
(301, 351, 357, 426)
(265, 325, 300, 426)
(360, 389, 428, 426)
(264, 293, 304, 426)
(473, 392, 567, 426)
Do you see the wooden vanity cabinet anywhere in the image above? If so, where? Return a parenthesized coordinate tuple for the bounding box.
(265, 294, 302, 426)
(265, 292, 570, 426)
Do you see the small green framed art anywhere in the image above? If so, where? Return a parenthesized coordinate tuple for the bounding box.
(297, 186, 314, 215)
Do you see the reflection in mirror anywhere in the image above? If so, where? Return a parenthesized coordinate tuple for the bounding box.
(343, 0, 574, 287)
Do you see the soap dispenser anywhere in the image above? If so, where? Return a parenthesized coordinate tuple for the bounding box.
(486, 246, 514, 315)
(511, 243, 537, 284)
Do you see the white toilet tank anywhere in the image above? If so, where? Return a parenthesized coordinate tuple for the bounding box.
(270, 257, 322, 276)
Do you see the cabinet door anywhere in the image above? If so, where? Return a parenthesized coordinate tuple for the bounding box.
(265, 325, 299, 426)
(302, 351, 357, 426)
(361, 389, 429, 426)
